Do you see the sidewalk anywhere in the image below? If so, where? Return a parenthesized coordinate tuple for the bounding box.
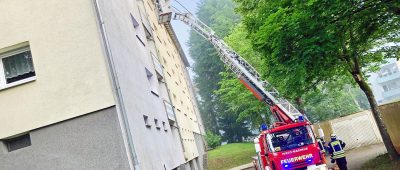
(228, 163, 255, 170)
(326, 143, 387, 170)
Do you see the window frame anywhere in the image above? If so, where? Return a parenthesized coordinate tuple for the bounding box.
(0, 47, 36, 90)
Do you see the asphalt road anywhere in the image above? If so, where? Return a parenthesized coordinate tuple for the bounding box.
(231, 143, 387, 170)
(326, 143, 387, 170)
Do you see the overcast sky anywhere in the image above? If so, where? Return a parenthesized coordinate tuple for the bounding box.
(171, 0, 201, 66)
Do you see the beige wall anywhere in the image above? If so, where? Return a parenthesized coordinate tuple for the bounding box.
(315, 110, 383, 150)
(380, 101, 400, 154)
(0, 0, 115, 139)
(316, 102, 400, 154)
(143, 0, 202, 161)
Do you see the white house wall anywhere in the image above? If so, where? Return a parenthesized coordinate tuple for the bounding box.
(0, 0, 115, 139)
(96, 0, 186, 169)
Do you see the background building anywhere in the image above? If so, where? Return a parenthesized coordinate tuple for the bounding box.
(0, 0, 205, 169)
(369, 59, 400, 105)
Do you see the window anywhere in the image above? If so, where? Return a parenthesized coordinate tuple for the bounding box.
(4, 133, 31, 152)
(146, 1, 154, 11)
(152, 23, 158, 31)
(136, 35, 146, 46)
(151, 53, 163, 80)
(266, 126, 315, 152)
(145, 68, 159, 96)
(157, 36, 162, 44)
(130, 13, 140, 28)
(162, 121, 168, 132)
(144, 24, 153, 41)
(0, 47, 35, 89)
(383, 85, 389, 92)
(143, 115, 151, 128)
(154, 118, 161, 130)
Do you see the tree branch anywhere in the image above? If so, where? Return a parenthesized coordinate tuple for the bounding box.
(330, 0, 395, 24)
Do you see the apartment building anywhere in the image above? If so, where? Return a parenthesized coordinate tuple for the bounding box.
(369, 59, 400, 104)
(0, 0, 205, 169)
(376, 61, 400, 103)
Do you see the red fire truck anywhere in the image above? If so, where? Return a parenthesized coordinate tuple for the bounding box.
(157, 1, 327, 169)
(254, 121, 327, 170)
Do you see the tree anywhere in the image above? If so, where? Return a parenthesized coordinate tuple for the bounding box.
(218, 112, 252, 143)
(235, 0, 400, 159)
(205, 130, 222, 149)
(218, 24, 367, 125)
(303, 84, 362, 122)
(188, 0, 240, 133)
(215, 24, 268, 128)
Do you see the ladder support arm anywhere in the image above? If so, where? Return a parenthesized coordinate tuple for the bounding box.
(160, 12, 305, 124)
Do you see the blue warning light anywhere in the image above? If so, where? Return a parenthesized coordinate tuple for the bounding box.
(298, 115, 304, 122)
(261, 124, 268, 131)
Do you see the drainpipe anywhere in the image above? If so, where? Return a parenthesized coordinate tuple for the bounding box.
(93, 1, 139, 169)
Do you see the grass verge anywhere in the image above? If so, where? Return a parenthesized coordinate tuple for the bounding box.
(361, 154, 400, 170)
(207, 143, 255, 170)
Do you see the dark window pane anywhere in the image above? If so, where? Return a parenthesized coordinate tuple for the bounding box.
(2, 50, 35, 84)
(5, 134, 31, 152)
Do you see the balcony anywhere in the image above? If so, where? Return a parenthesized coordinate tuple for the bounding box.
(383, 88, 400, 99)
(164, 101, 175, 122)
(377, 71, 400, 84)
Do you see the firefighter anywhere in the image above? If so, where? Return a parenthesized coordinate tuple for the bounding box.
(327, 134, 347, 170)
(292, 128, 303, 143)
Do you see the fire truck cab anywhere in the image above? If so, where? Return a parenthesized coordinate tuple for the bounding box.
(255, 122, 327, 170)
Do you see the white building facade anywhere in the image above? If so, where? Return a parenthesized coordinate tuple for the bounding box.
(369, 59, 400, 104)
(0, 0, 205, 169)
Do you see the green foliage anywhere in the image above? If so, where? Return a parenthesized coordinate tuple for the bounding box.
(303, 85, 361, 122)
(206, 130, 222, 149)
(218, 24, 367, 124)
(219, 22, 363, 135)
(234, 0, 400, 98)
(189, 0, 241, 134)
(302, 78, 370, 122)
(234, 0, 400, 158)
(218, 111, 252, 143)
(207, 143, 255, 170)
(216, 24, 270, 127)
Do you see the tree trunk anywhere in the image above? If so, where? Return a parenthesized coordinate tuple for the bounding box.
(352, 73, 400, 160)
(295, 96, 306, 114)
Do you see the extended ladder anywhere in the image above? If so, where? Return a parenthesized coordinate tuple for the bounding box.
(159, 12, 303, 123)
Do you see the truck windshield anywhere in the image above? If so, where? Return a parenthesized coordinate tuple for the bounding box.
(266, 125, 315, 152)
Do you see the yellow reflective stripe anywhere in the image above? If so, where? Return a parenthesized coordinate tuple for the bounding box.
(330, 140, 345, 159)
(331, 141, 343, 152)
(332, 152, 345, 159)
